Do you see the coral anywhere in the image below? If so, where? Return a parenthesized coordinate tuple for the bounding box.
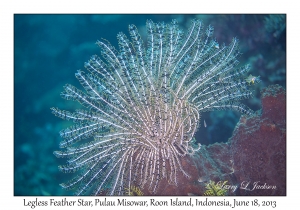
(142, 142, 234, 195)
(146, 85, 285, 196)
(203, 180, 228, 196)
(125, 186, 144, 196)
(52, 19, 259, 195)
(229, 84, 286, 195)
(264, 15, 286, 38)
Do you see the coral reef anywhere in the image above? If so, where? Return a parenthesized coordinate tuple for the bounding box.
(146, 84, 286, 196)
(230, 84, 286, 195)
(52, 19, 259, 195)
(14, 15, 286, 196)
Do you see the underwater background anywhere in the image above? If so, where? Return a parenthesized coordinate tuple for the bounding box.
(14, 14, 286, 196)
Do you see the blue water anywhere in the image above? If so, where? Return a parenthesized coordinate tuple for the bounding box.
(14, 14, 286, 195)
